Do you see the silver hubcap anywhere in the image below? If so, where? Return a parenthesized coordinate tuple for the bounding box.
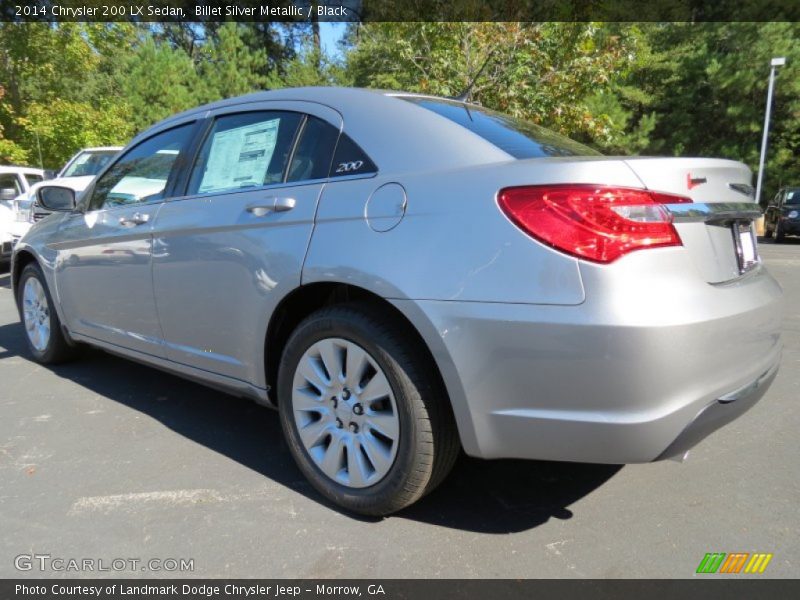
(22, 277, 51, 352)
(292, 337, 400, 489)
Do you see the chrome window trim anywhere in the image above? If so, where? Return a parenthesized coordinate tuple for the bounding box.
(163, 172, 378, 205)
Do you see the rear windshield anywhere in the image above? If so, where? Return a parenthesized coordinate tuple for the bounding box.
(399, 96, 600, 159)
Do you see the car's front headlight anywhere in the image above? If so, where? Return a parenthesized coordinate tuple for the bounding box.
(788, 210, 799, 219)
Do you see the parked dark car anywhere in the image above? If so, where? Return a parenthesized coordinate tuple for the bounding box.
(764, 187, 800, 242)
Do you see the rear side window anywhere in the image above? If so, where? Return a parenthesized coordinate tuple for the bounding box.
(188, 111, 303, 195)
(286, 116, 339, 182)
(286, 117, 378, 182)
(25, 173, 44, 186)
(399, 96, 600, 158)
(331, 134, 377, 177)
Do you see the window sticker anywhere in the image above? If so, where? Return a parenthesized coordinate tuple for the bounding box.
(199, 119, 279, 193)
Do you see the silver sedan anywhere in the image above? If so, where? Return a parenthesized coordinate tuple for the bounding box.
(11, 87, 782, 515)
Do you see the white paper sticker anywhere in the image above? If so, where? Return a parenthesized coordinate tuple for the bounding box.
(199, 119, 280, 193)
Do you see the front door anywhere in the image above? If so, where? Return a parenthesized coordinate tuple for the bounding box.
(53, 123, 198, 357)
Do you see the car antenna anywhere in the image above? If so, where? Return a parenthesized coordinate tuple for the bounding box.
(452, 49, 496, 103)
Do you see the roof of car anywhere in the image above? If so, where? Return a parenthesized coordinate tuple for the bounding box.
(0, 165, 46, 175)
(79, 147, 124, 152)
(138, 87, 511, 174)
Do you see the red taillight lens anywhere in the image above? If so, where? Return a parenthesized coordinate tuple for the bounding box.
(497, 185, 692, 264)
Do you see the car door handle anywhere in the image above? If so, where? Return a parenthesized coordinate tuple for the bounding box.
(273, 197, 296, 212)
(246, 197, 296, 217)
(119, 212, 150, 227)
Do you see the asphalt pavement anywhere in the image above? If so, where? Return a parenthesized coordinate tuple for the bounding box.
(0, 241, 797, 578)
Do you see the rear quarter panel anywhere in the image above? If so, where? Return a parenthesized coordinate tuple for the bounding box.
(303, 157, 645, 305)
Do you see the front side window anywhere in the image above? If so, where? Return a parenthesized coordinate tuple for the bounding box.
(62, 150, 118, 178)
(188, 111, 302, 196)
(89, 125, 194, 210)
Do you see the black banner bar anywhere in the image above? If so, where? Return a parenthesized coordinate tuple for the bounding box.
(2, 0, 800, 23)
(4, 580, 800, 600)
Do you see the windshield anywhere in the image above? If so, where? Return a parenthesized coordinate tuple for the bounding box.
(785, 189, 800, 205)
(61, 150, 118, 178)
(399, 96, 600, 158)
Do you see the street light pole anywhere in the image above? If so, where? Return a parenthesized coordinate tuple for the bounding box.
(755, 57, 786, 206)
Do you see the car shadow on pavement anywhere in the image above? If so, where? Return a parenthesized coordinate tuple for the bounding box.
(0, 320, 621, 534)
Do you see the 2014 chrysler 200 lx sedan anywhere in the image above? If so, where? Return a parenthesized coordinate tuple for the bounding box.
(12, 88, 783, 515)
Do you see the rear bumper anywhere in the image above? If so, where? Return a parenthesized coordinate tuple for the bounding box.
(404, 248, 783, 463)
(655, 361, 779, 460)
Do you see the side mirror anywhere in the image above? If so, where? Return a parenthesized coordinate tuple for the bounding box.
(0, 187, 17, 201)
(37, 185, 76, 212)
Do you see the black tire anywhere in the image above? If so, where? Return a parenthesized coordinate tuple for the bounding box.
(775, 221, 786, 243)
(17, 263, 76, 364)
(277, 303, 460, 516)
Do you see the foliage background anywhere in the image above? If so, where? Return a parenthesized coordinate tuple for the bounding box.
(0, 21, 797, 203)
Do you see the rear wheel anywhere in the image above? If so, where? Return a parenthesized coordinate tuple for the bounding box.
(17, 263, 76, 364)
(277, 304, 459, 516)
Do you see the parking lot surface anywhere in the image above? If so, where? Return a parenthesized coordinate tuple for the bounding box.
(1, 242, 798, 578)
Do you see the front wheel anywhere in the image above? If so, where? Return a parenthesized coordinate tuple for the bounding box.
(277, 304, 459, 516)
(17, 263, 76, 364)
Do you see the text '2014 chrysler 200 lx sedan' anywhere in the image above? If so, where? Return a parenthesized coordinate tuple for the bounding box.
(12, 87, 782, 515)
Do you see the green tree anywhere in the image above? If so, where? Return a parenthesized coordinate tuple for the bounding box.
(196, 23, 269, 102)
(0, 23, 136, 168)
(618, 23, 800, 200)
(121, 37, 203, 132)
(267, 38, 349, 89)
(346, 22, 637, 142)
(17, 100, 133, 168)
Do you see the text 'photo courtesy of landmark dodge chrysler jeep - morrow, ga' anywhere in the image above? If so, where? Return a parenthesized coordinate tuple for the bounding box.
(12, 87, 782, 515)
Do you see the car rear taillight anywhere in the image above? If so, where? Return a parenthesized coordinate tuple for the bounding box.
(497, 185, 693, 264)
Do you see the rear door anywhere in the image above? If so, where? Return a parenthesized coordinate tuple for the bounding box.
(53, 122, 199, 356)
(150, 102, 342, 386)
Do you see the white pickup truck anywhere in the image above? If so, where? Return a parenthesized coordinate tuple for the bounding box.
(0, 165, 46, 263)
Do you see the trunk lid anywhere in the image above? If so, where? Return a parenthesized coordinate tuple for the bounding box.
(624, 157, 760, 283)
